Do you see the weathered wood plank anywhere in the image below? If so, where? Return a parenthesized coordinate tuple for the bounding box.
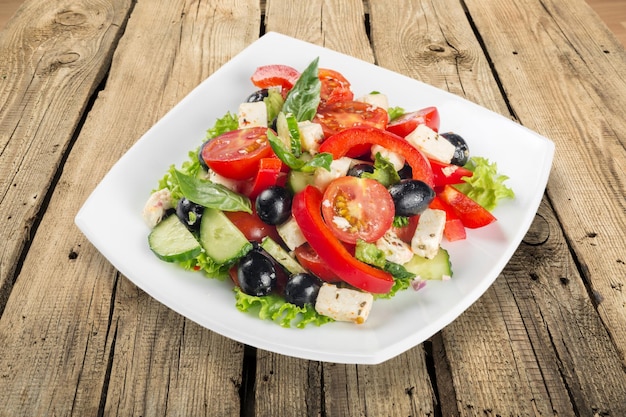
(265, 0, 374, 62)
(465, 0, 626, 365)
(255, 1, 437, 416)
(369, 0, 625, 414)
(0, 0, 132, 314)
(0, 0, 261, 415)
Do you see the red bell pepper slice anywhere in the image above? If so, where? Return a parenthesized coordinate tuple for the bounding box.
(429, 196, 467, 241)
(429, 159, 473, 187)
(318, 126, 434, 188)
(292, 186, 394, 294)
(242, 158, 285, 199)
(437, 185, 496, 229)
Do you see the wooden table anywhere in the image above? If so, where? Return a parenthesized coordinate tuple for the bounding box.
(1, 0, 625, 415)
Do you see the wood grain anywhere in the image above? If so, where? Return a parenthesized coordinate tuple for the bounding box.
(368, 0, 626, 414)
(0, 0, 132, 316)
(0, 0, 259, 415)
(256, 2, 436, 416)
(465, 0, 626, 367)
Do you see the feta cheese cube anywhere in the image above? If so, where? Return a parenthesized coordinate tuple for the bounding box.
(405, 124, 456, 164)
(277, 216, 307, 251)
(411, 208, 446, 259)
(376, 230, 414, 265)
(313, 156, 353, 191)
(315, 283, 374, 324)
(356, 93, 389, 110)
(208, 170, 243, 193)
(298, 121, 325, 154)
(142, 188, 173, 228)
(238, 101, 267, 128)
(371, 144, 405, 171)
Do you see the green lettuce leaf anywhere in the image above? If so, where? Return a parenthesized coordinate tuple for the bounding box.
(206, 111, 238, 140)
(234, 288, 335, 328)
(362, 152, 401, 187)
(387, 106, 405, 121)
(455, 157, 515, 211)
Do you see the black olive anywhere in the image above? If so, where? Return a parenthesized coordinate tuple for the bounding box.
(388, 180, 435, 217)
(397, 163, 412, 180)
(347, 163, 375, 178)
(246, 89, 269, 103)
(237, 250, 277, 296)
(284, 273, 322, 307)
(255, 186, 292, 225)
(175, 198, 204, 232)
(440, 132, 470, 166)
(197, 141, 209, 171)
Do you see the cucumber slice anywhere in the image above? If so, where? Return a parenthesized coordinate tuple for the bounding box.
(261, 236, 306, 275)
(199, 208, 252, 264)
(403, 248, 452, 280)
(148, 215, 203, 262)
(287, 170, 315, 193)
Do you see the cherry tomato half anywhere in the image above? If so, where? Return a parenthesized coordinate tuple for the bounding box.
(294, 243, 341, 282)
(321, 177, 394, 244)
(319, 68, 354, 105)
(292, 186, 394, 294)
(314, 101, 389, 157)
(387, 106, 440, 137)
(250, 64, 300, 91)
(201, 127, 275, 180)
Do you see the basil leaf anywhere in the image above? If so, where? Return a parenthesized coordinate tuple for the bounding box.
(173, 170, 252, 213)
(300, 153, 332, 173)
(283, 57, 321, 122)
(267, 130, 305, 169)
(267, 130, 332, 172)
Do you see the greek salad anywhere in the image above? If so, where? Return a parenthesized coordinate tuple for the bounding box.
(143, 58, 514, 328)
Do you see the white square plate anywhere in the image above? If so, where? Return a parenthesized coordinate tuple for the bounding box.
(75, 32, 554, 364)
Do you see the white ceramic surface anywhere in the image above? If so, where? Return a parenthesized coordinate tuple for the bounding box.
(75, 32, 554, 364)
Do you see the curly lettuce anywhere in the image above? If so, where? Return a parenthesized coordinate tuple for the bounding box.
(455, 157, 515, 211)
(234, 288, 334, 328)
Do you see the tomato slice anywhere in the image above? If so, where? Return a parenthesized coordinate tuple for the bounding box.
(242, 158, 286, 199)
(429, 196, 466, 241)
(292, 186, 394, 294)
(387, 106, 440, 137)
(313, 101, 389, 157)
(437, 185, 496, 229)
(321, 177, 394, 244)
(318, 126, 435, 188)
(318, 68, 354, 105)
(250, 64, 300, 91)
(294, 243, 341, 282)
(201, 127, 275, 180)
(224, 209, 282, 244)
(429, 159, 473, 187)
